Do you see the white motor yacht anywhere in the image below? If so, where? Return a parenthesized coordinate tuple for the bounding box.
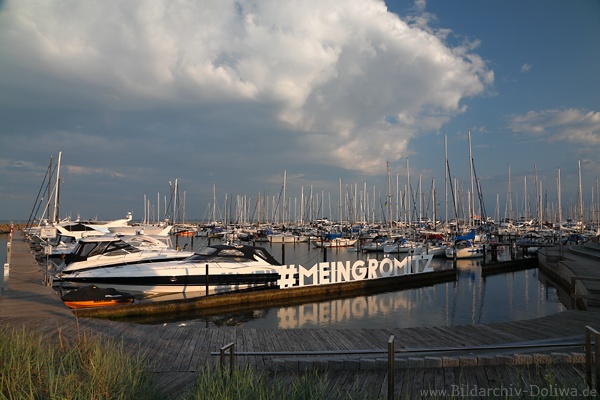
(56, 235, 194, 274)
(56, 243, 284, 295)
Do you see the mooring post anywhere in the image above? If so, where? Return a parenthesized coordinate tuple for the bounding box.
(2, 239, 10, 292)
(453, 247, 457, 269)
(281, 242, 285, 265)
(584, 325, 600, 392)
(388, 335, 395, 400)
(482, 245, 486, 265)
(205, 263, 209, 296)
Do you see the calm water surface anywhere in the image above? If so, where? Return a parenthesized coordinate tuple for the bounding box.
(0, 233, 567, 329)
(123, 236, 568, 329)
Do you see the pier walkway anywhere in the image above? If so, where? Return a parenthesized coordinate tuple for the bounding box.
(2, 232, 600, 399)
(538, 241, 600, 311)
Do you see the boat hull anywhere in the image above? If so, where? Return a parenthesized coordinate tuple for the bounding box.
(60, 285, 135, 308)
(60, 273, 280, 295)
(445, 245, 484, 259)
(313, 238, 357, 248)
(58, 263, 282, 295)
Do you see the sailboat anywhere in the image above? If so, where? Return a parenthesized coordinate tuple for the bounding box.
(445, 130, 486, 259)
(445, 229, 483, 259)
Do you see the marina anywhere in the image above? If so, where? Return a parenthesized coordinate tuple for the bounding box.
(3, 2, 600, 397)
(2, 229, 600, 398)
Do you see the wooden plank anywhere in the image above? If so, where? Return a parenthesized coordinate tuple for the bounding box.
(408, 365, 426, 399)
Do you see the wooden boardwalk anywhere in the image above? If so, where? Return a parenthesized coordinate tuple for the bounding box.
(2, 232, 600, 399)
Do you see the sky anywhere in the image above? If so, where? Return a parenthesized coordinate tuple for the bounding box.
(1, 0, 599, 224)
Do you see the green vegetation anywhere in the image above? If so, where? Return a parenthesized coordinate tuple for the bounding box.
(181, 366, 330, 400)
(0, 325, 161, 400)
(2, 324, 591, 399)
(0, 325, 332, 400)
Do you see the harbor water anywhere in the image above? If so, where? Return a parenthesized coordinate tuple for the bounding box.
(0, 233, 567, 329)
(122, 235, 568, 329)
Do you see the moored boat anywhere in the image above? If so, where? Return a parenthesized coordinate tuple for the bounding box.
(313, 233, 357, 248)
(56, 243, 284, 295)
(445, 230, 484, 259)
(61, 285, 135, 309)
(55, 235, 194, 273)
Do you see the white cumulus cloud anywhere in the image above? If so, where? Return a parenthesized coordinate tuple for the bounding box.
(510, 109, 600, 145)
(0, 0, 493, 175)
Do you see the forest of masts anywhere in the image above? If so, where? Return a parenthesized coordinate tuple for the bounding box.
(151, 161, 599, 233)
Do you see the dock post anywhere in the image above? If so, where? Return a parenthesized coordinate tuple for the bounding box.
(453, 247, 457, 269)
(205, 264, 209, 296)
(584, 325, 599, 393)
(2, 239, 10, 292)
(6, 238, 11, 265)
(219, 342, 236, 375)
(281, 242, 285, 265)
(2, 263, 8, 292)
(388, 335, 395, 400)
(482, 245, 486, 265)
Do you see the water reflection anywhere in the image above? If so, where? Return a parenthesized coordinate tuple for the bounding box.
(118, 237, 566, 329)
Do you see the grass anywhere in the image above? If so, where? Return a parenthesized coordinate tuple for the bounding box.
(0, 325, 333, 400)
(0, 325, 161, 400)
(2, 324, 593, 399)
(181, 366, 331, 400)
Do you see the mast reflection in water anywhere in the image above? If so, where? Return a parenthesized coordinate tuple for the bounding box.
(126, 237, 567, 329)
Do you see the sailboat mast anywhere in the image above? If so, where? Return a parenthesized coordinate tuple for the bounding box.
(557, 168, 563, 258)
(212, 184, 216, 224)
(432, 178, 436, 231)
(53, 151, 62, 224)
(406, 158, 411, 229)
(578, 160, 583, 233)
(339, 178, 343, 224)
(444, 134, 448, 236)
(257, 192, 261, 228)
(468, 130, 475, 227)
(282, 170, 287, 225)
(45, 156, 53, 223)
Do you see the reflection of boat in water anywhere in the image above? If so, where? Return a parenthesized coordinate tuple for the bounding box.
(61, 285, 135, 309)
(56, 244, 283, 295)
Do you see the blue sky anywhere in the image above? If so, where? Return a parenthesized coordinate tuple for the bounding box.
(0, 0, 599, 223)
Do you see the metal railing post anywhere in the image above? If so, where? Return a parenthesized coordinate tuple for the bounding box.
(388, 335, 394, 400)
(220, 342, 235, 375)
(584, 325, 599, 392)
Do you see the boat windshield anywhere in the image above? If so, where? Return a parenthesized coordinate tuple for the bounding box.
(188, 245, 280, 265)
(74, 240, 141, 258)
(190, 247, 251, 263)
